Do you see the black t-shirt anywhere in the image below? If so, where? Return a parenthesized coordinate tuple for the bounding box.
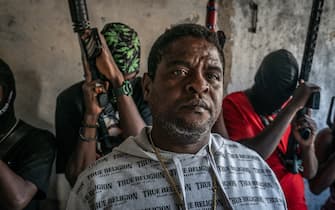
(55, 77, 152, 173)
(2, 120, 56, 210)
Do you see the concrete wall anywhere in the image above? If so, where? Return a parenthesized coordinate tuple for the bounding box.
(229, 0, 335, 131)
(0, 0, 210, 131)
(1, 0, 334, 131)
(1, 0, 334, 209)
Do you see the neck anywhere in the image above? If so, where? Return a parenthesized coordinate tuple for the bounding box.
(245, 88, 264, 116)
(150, 127, 210, 154)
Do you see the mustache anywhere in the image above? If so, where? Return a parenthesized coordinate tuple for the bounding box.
(181, 99, 210, 110)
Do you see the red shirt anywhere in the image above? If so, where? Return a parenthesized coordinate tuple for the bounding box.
(222, 91, 306, 210)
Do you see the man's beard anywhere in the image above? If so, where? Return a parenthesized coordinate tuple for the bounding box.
(153, 112, 214, 144)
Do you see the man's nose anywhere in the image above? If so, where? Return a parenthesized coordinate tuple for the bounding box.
(186, 71, 209, 94)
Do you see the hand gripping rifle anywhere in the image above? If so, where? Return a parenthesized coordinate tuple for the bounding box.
(68, 0, 110, 148)
(284, 0, 324, 174)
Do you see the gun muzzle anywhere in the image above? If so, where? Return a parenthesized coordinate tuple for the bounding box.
(68, 0, 90, 32)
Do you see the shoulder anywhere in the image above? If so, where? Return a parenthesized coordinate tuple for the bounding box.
(211, 133, 286, 206)
(222, 91, 255, 118)
(222, 91, 251, 113)
(77, 150, 133, 179)
(72, 150, 134, 194)
(211, 133, 263, 161)
(5, 121, 55, 162)
(21, 121, 55, 150)
(223, 91, 248, 104)
(224, 91, 246, 99)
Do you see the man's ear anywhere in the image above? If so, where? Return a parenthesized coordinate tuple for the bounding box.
(142, 73, 152, 102)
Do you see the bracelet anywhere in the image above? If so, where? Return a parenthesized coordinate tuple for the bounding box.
(82, 121, 99, 128)
(79, 127, 97, 142)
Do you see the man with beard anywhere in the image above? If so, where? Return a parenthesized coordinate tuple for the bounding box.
(0, 59, 55, 210)
(67, 24, 318, 210)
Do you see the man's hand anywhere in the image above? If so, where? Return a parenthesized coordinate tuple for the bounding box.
(289, 82, 320, 112)
(291, 108, 319, 179)
(82, 55, 108, 118)
(95, 32, 123, 83)
(292, 110, 317, 147)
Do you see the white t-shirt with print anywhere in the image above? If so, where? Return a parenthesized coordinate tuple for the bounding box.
(66, 127, 287, 210)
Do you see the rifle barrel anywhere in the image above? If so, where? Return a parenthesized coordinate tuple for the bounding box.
(300, 0, 324, 81)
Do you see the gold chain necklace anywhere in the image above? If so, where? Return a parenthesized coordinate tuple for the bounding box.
(147, 131, 217, 210)
(0, 119, 19, 144)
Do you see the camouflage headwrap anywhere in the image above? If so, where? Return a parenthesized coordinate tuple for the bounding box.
(101, 22, 140, 74)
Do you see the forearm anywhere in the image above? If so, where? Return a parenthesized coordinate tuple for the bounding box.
(301, 144, 318, 179)
(241, 103, 298, 159)
(110, 74, 146, 137)
(117, 96, 146, 137)
(0, 160, 37, 210)
(66, 140, 96, 186)
(66, 115, 98, 186)
(96, 47, 146, 136)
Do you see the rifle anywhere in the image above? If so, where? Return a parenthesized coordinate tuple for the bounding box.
(68, 0, 110, 148)
(297, 0, 324, 139)
(68, 0, 109, 107)
(282, 0, 324, 174)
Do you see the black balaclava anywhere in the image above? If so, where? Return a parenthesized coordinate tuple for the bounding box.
(0, 58, 16, 134)
(248, 49, 299, 116)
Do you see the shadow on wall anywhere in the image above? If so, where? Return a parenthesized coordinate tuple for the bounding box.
(14, 68, 53, 131)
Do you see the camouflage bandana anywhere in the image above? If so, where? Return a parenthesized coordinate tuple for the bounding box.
(101, 22, 140, 74)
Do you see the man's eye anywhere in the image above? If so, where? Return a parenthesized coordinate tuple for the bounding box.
(206, 73, 220, 81)
(173, 69, 188, 76)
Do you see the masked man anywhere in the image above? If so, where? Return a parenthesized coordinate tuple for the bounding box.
(0, 58, 55, 210)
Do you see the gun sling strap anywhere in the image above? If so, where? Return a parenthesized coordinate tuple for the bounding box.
(0, 120, 34, 159)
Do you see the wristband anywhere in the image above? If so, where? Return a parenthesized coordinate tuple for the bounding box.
(111, 80, 133, 103)
(79, 127, 97, 142)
